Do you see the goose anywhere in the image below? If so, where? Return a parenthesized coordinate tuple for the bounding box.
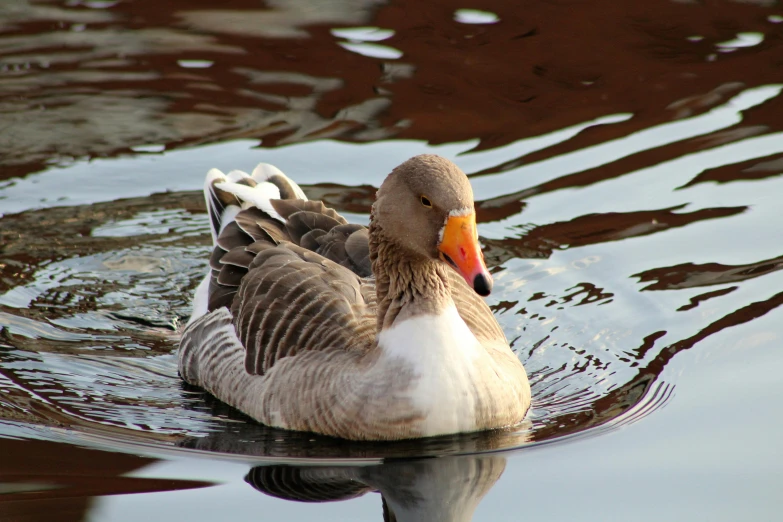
(179, 154, 531, 440)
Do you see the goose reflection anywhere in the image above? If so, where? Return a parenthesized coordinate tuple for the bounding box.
(178, 404, 530, 521)
(246, 455, 506, 522)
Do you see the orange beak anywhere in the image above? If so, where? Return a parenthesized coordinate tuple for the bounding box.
(438, 212, 493, 296)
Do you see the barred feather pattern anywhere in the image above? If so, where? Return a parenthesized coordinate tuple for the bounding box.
(180, 308, 427, 439)
(179, 158, 530, 440)
(245, 466, 373, 503)
(244, 456, 506, 522)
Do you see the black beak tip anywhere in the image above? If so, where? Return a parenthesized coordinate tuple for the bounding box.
(473, 273, 492, 297)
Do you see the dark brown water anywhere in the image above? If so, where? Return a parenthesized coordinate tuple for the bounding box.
(1, 1, 782, 520)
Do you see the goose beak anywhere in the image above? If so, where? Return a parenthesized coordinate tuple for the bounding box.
(438, 212, 493, 296)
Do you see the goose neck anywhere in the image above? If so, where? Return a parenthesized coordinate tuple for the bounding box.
(369, 219, 450, 330)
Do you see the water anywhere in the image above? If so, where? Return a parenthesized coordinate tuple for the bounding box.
(1, 1, 782, 520)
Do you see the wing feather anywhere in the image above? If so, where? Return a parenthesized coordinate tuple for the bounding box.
(207, 283, 237, 311)
(188, 165, 377, 388)
(209, 247, 224, 271)
(195, 164, 501, 379)
(217, 222, 253, 251)
(271, 199, 348, 225)
(219, 247, 255, 268)
(217, 263, 248, 287)
(232, 245, 374, 376)
(205, 204, 502, 368)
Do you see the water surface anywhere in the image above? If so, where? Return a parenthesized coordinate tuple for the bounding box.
(1, 1, 783, 520)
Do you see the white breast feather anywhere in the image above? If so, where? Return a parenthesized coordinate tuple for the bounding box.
(377, 304, 485, 437)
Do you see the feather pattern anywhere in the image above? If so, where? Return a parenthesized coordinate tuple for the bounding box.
(180, 157, 531, 440)
(243, 457, 508, 522)
(245, 466, 373, 503)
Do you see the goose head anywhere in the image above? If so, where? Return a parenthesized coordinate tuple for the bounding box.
(373, 154, 493, 296)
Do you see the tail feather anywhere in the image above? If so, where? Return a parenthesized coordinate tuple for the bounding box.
(251, 162, 286, 181)
(226, 169, 251, 183)
(203, 163, 307, 246)
(204, 167, 234, 245)
(193, 162, 305, 326)
(252, 162, 308, 200)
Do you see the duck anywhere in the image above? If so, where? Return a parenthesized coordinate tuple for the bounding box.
(179, 154, 531, 441)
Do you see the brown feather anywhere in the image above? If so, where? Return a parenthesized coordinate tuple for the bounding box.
(207, 282, 237, 311)
(285, 212, 342, 244)
(300, 229, 326, 251)
(180, 155, 530, 441)
(217, 263, 248, 287)
(217, 222, 253, 251)
(246, 240, 278, 255)
(209, 246, 226, 271)
(220, 247, 255, 268)
(266, 174, 302, 200)
(345, 228, 371, 276)
(236, 178, 257, 188)
(232, 243, 373, 376)
(271, 199, 349, 225)
(234, 207, 286, 244)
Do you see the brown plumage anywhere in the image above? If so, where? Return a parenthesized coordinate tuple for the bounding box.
(179, 155, 531, 440)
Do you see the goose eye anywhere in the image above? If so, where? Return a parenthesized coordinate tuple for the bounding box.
(420, 195, 432, 208)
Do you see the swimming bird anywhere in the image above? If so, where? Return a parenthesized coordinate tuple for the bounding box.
(179, 154, 530, 440)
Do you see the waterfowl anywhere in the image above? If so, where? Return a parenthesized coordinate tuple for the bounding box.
(179, 154, 530, 440)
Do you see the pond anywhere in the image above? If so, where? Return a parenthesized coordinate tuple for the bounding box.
(1, 0, 782, 520)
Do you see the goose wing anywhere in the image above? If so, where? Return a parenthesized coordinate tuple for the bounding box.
(233, 240, 375, 375)
(227, 200, 504, 348)
(199, 211, 375, 377)
(190, 165, 376, 377)
(267, 199, 503, 346)
(270, 198, 371, 277)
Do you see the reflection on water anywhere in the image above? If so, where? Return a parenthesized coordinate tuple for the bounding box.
(3, 0, 783, 180)
(182, 418, 526, 521)
(247, 456, 506, 522)
(0, 435, 212, 522)
(0, 422, 511, 522)
(178, 393, 531, 459)
(2, 0, 783, 519)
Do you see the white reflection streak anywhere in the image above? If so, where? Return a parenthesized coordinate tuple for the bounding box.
(471, 84, 783, 199)
(330, 26, 394, 41)
(333, 26, 401, 59)
(649, 131, 783, 189)
(458, 113, 632, 174)
(716, 32, 764, 50)
(454, 9, 500, 24)
(338, 41, 402, 59)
